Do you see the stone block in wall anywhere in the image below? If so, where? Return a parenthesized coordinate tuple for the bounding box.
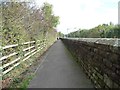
(113, 82, 119, 88)
(104, 74, 113, 88)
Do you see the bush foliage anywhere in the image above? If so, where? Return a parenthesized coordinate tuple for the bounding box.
(1, 1, 59, 46)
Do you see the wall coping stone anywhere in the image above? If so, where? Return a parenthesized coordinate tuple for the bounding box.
(64, 38, 120, 47)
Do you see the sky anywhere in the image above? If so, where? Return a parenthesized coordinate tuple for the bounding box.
(34, 0, 119, 34)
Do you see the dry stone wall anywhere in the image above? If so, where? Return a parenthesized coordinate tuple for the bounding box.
(61, 38, 120, 88)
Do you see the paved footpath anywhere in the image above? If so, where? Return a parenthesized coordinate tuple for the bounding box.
(28, 40, 94, 88)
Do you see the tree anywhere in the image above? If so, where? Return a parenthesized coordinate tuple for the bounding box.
(67, 23, 120, 38)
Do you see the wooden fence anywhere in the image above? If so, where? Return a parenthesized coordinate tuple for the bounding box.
(0, 39, 47, 77)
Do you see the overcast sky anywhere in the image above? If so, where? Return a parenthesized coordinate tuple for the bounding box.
(35, 0, 119, 34)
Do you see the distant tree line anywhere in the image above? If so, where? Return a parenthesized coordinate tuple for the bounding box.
(67, 23, 120, 38)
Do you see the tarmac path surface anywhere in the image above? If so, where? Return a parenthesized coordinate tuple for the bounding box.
(28, 40, 94, 88)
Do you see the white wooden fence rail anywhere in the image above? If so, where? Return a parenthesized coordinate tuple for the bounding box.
(0, 40, 47, 76)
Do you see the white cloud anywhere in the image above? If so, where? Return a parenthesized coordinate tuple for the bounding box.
(35, 0, 119, 34)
